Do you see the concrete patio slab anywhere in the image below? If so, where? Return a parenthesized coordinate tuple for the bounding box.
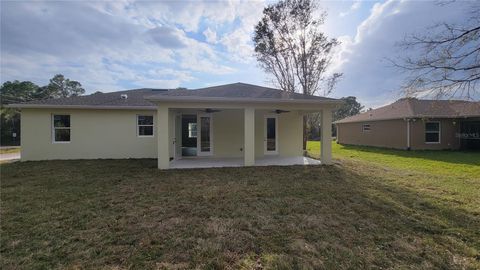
(0, 152, 21, 162)
(170, 156, 321, 169)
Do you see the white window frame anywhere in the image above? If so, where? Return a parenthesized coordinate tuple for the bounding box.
(52, 114, 71, 143)
(425, 121, 441, 144)
(137, 115, 154, 137)
(362, 123, 371, 132)
(197, 113, 213, 156)
(264, 114, 279, 155)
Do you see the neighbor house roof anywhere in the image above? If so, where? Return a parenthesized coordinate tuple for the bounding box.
(9, 82, 341, 109)
(335, 98, 480, 124)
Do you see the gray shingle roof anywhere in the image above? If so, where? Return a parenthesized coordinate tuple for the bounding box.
(13, 83, 338, 108)
(335, 98, 480, 124)
(20, 88, 166, 107)
(154, 82, 336, 101)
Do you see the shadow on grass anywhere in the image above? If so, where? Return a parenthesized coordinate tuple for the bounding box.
(337, 143, 480, 166)
(1, 159, 479, 269)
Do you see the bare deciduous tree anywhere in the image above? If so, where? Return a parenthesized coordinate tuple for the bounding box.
(394, 2, 480, 99)
(253, 0, 342, 148)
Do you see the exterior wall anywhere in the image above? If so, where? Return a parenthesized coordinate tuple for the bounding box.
(254, 110, 303, 158)
(277, 111, 304, 157)
(336, 119, 408, 149)
(212, 109, 245, 157)
(337, 118, 462, 150)
(186, 109, 303, 158)
(21, 109, 157, 161)
(410, 118, 460, 150)
(21, 107, 305, 161)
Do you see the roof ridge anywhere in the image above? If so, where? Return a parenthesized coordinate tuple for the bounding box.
(235, 82, 282, 91)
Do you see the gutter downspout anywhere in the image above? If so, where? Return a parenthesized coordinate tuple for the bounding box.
(406, 118, 411, 150)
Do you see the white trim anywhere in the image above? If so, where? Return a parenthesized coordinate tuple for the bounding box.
(425, 121, 441, 144)
(197, 113, 213, 156)
(51, 114, 71, 143)
(174, 113, 182, 160)
(264, 114, 278, 155)
(136, 114, 154, 137)
(8, 104, 157, 110)
(6, 96, 343, 110)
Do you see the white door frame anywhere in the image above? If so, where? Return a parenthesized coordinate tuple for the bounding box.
(174, 113, 182, 160)
(264, 114, 278, 155)
(197, 113, 213, 156)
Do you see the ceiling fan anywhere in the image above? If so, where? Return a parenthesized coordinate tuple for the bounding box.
(200, 108, 221, 113)
(272, 109, 290, 114)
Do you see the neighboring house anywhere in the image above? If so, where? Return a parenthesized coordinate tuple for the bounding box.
(335, 98, 480, 150)
(8, 83, 341, 169)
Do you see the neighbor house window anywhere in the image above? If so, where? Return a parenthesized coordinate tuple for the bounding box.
(425, 122, 440, 143)
(362, 124, 371, 132)
(52, 115, 70, 143)
(137, 115, 154, 136)
(188, 123, 197, 138)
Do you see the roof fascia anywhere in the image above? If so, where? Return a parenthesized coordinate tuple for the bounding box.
(5, 104, 157, 110)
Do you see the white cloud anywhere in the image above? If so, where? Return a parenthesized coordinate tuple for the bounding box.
(339, 0, 361, 17)
(331, 0, 468, 107)
(0, 0, 266, 92)
(147, 26, 188, 48)
(203, 28, 217, 44)
(219, 28, 255, 62)
(6, 0, 471, 108)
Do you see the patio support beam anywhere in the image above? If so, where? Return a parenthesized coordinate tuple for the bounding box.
(157, 105, 170, 169)
(321, 108, 333, 165)
(244, 107, 255, 166)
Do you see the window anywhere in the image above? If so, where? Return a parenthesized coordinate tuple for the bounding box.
(362, 124, 371, 132)
(425, 122, 440, 143)
(53, 115, 71, 142)
(137, 115, 154, 136)
(188, 123, 197, 138)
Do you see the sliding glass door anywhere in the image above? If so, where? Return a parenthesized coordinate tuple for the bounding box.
(264, 115, 278, 154)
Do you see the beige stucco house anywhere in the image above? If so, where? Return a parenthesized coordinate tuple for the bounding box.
(11, 83, 341, 169)
(335, 98, 480, 151)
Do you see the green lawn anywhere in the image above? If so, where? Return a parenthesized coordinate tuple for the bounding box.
(1, 147, 479, 269)
(308, 141, 480, 213)
(307, 141, 480, 178)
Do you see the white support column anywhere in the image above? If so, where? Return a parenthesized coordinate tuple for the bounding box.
(244, 107, 255, 166)
(321, 108, 333, 165)
(157, 105, 170, 169)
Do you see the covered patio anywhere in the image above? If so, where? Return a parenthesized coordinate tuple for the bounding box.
(145, 83, 341, 169)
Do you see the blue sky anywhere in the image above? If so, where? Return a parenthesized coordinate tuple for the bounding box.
(0, 0, 469, 108)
